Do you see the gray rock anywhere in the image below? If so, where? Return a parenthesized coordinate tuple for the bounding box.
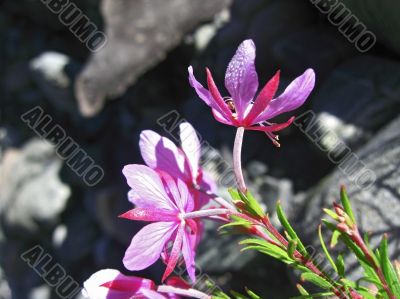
(247, 0, 314, 71)
(309, 55, 400, 154)
(30, 52, 80, 114)
(0, 139, 70, 234)
(75, 0, 231, 117)
(0, 267, 11, 299)
(272, 27, 356, 78)
(298, 116, 400, 277)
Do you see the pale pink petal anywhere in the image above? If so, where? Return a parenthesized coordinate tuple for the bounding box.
(159, 171, 181, 207)
(188, 66, 213, 106)
(142, 289, 167, 299)
(225, 39, 259, 119)
(176, 179, 193, 212)
(182, 231, 196, 282)
(247, 117, 295, 133)
(82, 269, 155, 299)
(122, 165, 176, 211)
(253, 69, 315, 123)
(162, 225, 184, 281)
(123, 222, 178, 271)
(196, 171, 217, 207)
(179, 122, 201, 182)
(139, 130, 188, 181)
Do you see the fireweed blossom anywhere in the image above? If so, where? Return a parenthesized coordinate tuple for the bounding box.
(121, 165, 229, 282)
(138, 122, 216, 208)
(188, 39, 315, 192)
(188, 39, 315, 146)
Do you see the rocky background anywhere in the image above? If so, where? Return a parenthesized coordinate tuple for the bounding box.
(1, 0, 400, 298)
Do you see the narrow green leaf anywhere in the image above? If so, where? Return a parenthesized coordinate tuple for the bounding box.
(238, 190, 264, 218)
(228, 188, 241, 202)
(340, 186, 356, 224)
(339, 234, 370, 265)
(330, 230, 341, 248)
(323, 208, 339, 221)
(288, 239, 297, 259)
(276, 202, 307, 256)
(245, 288, 261, 299)
(296, 284, 309, 296)
(318, 225, 337, 273)
(290, 292, 334, 299)
(300, 273, 332, 290)
(230, 290, 249, 299)
(379, 235, 400, 296)
(336, 254, 345, 277)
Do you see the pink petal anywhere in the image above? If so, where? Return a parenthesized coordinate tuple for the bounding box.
(245, 70, 280, 125)
(247, 116, 295, 133)
(82, 269, 155, 299)
(119, 208, 177, 222)
(211, 109, 234, 126)
(182, 231, 196, 282)
(179, 122, 200, 182)
(159, 171, 181, 207)
(224, 39, 259, 120)
(206, 68, 233, 119)
(139, 130, 188, 181)
(162, 224, 184, 281)
(122, 165, 176, 211)
(253, 69, 315, 123)
(123, 222, 178, 271)
(188, 66, 213, 106)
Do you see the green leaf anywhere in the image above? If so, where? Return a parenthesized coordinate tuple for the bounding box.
(379, 235, 400, 297)
(238, 190, 265, 218)
(318, 225, 337, 273)
(290, 292, 334, 299)
(276, 202, 308, 256)
(296, 284, 309, 296)
(245, 288, 261, 299)
(340, 186, 356, 224)
(230, 290, 249, 299)
(228, 188, 242, 202)
(287, 239, 297, 259)
(330, 230, 341, 248)
(300, 273, 332, 290)
(323, 208, 339, 221)
(339, 234, 370, 265)
(336, 254, 345, 277)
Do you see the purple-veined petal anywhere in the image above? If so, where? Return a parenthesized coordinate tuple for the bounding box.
(139, 130, 188, 181)
(225, 39, 259, 120)
(82, 269, 155, 299)
(123, 222, 178, 271)
(162, 224, 184, 281)
(253, 69, 315, 123)
(245, 70, 280, 125)
(188, 66, 212, 106)
(176, 179, 193, 212)
(119, 208, 177, 222)
(211, 109, 234, 126)
(159, 171, 182, 207)
(182, 230, 196, 282)
(179, 122, 201, 182)
(123, 165, 177, 211)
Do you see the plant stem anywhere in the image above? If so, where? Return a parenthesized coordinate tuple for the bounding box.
(195, 186, 236, 211)
(233, 127, 247, 193)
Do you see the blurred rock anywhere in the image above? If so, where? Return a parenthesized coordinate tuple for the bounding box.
(30, 52, 80, 114)
(248, 0, 314, 72)
(311, 55, 400, 153)
(272, 27, 356, 78)
(341, 0, 400, 55)
(28, 285, 51, 299)
(0, 267, 11, 299)
(75, 0, 231, 117)
(298, 115, 400, 276)
(0, 139, 70, 234)
(247, 160, 268, 180)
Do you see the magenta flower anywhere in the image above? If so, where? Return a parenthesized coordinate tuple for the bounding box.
(188, 39, 315, 146)
(138, 122, 215, 208)
(121, 165, 228, 282)
(82, 269, 159, 299)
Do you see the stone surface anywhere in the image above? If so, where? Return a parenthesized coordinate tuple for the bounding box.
(341, 0, 400, 55)
(75, 0, 231, 117)
(0, 139, 70, 234)
(311, 55, 400, 153)
(298, 116, 400, 276)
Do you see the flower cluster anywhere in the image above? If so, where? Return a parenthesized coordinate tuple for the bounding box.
(82, 39, 316, 299)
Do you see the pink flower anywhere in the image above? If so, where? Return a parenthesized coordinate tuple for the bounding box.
(121, 165, 200, 282)
(82, 269, 159, 299)
(188, 39, 315, 146)
(138, 122, 215, 208)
